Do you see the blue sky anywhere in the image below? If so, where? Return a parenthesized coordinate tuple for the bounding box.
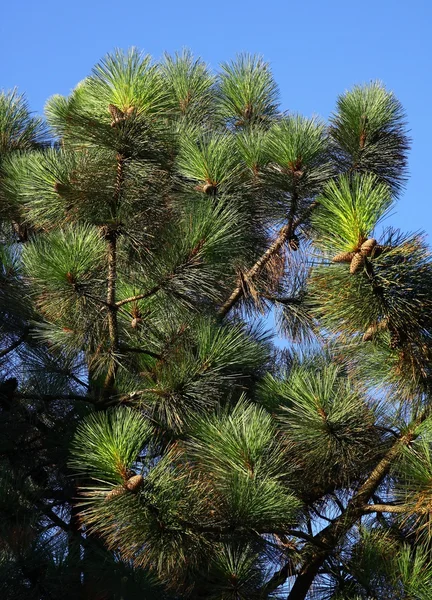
(1, 0, 430, 235)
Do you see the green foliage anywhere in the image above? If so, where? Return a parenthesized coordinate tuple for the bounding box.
(204, 544, 267, 599)
(217, 54, 279, 127)
(265, 115, 332, 201)
(339, 529, 432, 599)
(45, 49, 172, 161)
(161, 50, 215, 124)
(330, 81, 409, 194)
(0, 89, 47, 162)
(22, 224, 106, 321)
(1, 49, 430, 600)
(185, 400, 301, 528)
(132, 319, 271, 431)
(312, 173, 392, 254)
(308, 228, 432, 394)
(177, 131, 241, 193)
(70, 407, 152, 483)
(263, 360, 381, 493)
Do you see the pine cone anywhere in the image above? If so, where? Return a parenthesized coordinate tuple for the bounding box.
(131, 317, 142, 329)
(125, 474, 143, 493)
(350, 253, 365, 274)
(370, 245, 389, 259)
(243, 104, 253, 120)
(105, 486, 124, 501)
(332, 251, 355, 263)
(202, 182, 217, 195)
(109, 104, 125, 127)
(288, 235, 299, 251)
(360, 238, 377, 256)
(363, 318, 389, 342)
(363, 324, 378, 342)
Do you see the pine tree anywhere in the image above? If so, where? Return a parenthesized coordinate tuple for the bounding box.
(2, 49, 432, 599)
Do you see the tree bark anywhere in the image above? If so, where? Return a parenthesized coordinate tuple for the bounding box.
(103, 152, 124, 394)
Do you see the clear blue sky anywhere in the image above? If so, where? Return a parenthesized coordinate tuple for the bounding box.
(1, 0, 431, 235)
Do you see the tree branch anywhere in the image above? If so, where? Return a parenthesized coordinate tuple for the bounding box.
(260, 560, 294, 597)
(115, 285, 161, 308)
(118, 346, 162, 359)
(218, 200, 317, 318)
(286, 411, 428, 600)
(362, 503, 411, 514)
(218, 223, 291, 318)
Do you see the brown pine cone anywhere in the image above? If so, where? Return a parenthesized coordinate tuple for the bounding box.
(350, 253, 365, 274)
(131, 317, 142, 329)
(54, 182, 69, 196)
(109, 103, 126, 127)
(125, 474, 144, 493)
(363, 318, 389, 342)
(363, 324, 378, 342)
(332, 251, 355, 263)
(202, 182, 217, 195)
(360, 238, 377, 256)
(105, 486, 125, 501)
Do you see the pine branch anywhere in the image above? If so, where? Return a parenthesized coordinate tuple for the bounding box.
(218, 200, 316, 318)
(118, 346, 162, 359)
(285, 410, 429, 600)
(286, 529, 327, 546)
(103, 154, 124, 392)
(218, 223, 291, 317)
(260, 560, 294, 597)
(115, 285, 161, 308)
(260, 294, 302, 305)
(362, 503, 409, 514)
(40, 503, 72, 533)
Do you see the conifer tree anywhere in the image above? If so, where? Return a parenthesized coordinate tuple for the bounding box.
(2, 49, 432, 599)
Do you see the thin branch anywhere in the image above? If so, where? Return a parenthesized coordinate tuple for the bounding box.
(102, 151, 125, 393)
(330, 493, 345, 515)
(218, 223, 291, 318)
(260, 560, 294, 597)
(0, 327, 29, 358)
(260, 293, 302, 305)
(362, 503, 411, 514)
(81, 291, 112, 308)
(39, 504, 71, 532)
(218, 200, 317, 318)
(375, 425, 400, 438)
(115, 285, 161, 308)
(311, 506, 334, 523)
(286, 529, 327, 546)
(118, 346, 162, 359)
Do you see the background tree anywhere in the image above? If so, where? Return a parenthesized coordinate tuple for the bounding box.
(1, 48, 431, 599)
